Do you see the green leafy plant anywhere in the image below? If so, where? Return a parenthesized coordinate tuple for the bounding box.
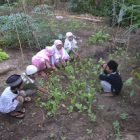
(88, 30, 110, 44)
(22, 137, 29, 140)
(88, 112, 96, 122)
(124, 77, 133, 86)
(38, 58, 99, 121)
(113, 120, 121, 140)
(120, 112, 128, 120)
(0, 49, 9, 61)
(86, 129, 93, 135)
(97, 105, 104, 110)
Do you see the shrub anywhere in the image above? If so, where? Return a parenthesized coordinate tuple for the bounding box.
(0, 13, 38, 47)
(0, 0, 19, 5)
(0, 49, 9, 61)
(68, 0, 112, 16)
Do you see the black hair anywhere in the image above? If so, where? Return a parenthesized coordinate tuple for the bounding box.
(107, 60, 118, 72)
(10, 81, 23, 91)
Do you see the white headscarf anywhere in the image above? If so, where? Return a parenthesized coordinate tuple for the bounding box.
(64, 32, 77, 50)
(66, 32, 73, 38)
(52, 40, 70, 62)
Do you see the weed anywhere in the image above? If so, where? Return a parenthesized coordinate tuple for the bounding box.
(88, 112, 96, 122)
(60, 136, 66, 140)
(97, 105, 104, 110)
(88, 30, 110, 44)
(22, 137, 29, 140)
(112, 120, 121, 140)
(124, 77, 133, 86)
(86, 129, 93, 135)
(120, 112, 128, 120)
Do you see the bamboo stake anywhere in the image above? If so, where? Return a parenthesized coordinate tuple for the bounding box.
(6, 0, 24, 62)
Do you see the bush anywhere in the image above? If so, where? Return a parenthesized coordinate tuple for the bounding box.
(0, 49, 9, 61)
(68, 0, 112, 16)
(0, 13, 38, 47)
(0, 0, 19, 5)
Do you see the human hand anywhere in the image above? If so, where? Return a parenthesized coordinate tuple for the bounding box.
(101, 63, 107, 70)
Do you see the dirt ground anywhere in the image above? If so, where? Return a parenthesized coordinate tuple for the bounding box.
(0, 24, 140, 140)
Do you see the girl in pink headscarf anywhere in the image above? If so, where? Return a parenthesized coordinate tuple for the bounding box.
(52, 40, 70, 66)
(32, 47, 56, 71)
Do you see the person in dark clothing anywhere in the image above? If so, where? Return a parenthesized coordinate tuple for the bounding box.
(99, 60, 123, 96)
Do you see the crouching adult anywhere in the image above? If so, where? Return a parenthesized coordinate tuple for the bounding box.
(99, 60, 123, 96)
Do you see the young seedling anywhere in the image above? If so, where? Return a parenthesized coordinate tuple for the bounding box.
(120, 112, 128, 120)
(112, 120, 121, 140)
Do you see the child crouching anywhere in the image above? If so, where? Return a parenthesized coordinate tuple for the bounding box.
(64, 32, 79, 60)
(0, 74, 32, 118)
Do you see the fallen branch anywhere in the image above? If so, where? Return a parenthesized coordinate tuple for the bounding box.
(54, 14, 102, 22)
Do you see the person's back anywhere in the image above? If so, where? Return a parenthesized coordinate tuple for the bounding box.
(0, 87, 19, 113)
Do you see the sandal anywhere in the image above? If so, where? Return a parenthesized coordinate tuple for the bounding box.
(24, 97, 31, 102)
(9, 111, 25, 119)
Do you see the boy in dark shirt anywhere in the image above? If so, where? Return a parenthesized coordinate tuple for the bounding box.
(99, 60, 123, 96)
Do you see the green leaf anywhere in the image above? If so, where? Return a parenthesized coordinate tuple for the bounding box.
(124, 77, 133, 86)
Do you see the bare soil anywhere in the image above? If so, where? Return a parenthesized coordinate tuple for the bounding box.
(0, 25, 140, 140)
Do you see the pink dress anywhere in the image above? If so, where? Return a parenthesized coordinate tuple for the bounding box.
(32, 49, 49, 71)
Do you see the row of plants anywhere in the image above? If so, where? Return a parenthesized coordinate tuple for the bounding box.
(37, 58, 103, 122)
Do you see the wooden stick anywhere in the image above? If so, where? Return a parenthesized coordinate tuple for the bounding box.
(54, 14, 102, 22)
